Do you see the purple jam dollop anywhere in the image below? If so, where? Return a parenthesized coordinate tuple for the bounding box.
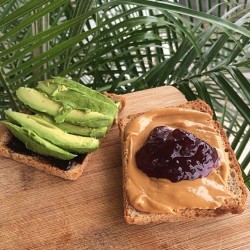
(135, 126, 219, 182)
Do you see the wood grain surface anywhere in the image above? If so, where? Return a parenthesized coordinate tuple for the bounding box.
(0, 86, 249, 250)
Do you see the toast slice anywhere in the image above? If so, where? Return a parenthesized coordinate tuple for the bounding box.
(119, 99, 247, 224)
(0, 94, 125, 180)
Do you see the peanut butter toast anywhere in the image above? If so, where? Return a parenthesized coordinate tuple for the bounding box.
(119, 99, 247, 224)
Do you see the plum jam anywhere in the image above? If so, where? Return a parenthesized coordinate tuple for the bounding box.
(135, 126, 219, 182)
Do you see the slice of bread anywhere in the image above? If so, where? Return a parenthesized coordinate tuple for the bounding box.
(0, 94, 125, 180)
(119, 99, 247, 224)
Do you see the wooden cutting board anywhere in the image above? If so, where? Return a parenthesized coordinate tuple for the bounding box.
(0, 86, 249, 250)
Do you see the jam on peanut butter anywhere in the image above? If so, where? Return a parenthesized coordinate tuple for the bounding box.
(135, 126, 219, 182)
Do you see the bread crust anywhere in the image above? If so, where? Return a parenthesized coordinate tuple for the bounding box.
(119, 99, 248, 224)
(0, 93, 125, 180)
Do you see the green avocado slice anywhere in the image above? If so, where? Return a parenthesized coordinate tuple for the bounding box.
(3, 121, 76, 160)
(65, 109, 113, 127)
(36, 114, 108, 138)
(42, 76, 117, 108)
(5, 110, 100, 154)
(36, 81, 118, 118)
(16, 87, 113, 128)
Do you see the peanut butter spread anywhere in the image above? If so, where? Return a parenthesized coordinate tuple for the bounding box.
(124, 107, 232, 214)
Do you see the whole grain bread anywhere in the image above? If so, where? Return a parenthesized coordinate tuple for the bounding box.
(119, 99, 247, 224)
(0, 93, 125, 180)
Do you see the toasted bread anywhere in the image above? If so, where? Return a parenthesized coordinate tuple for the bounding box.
(0, 94, 125, 180)
(119, 99, 247, 224)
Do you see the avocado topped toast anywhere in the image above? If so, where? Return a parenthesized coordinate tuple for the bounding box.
(0, 77, 125, 180)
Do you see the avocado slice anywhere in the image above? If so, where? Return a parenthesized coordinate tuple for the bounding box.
(16, 87, 62, 116)
(42, 77, 117, 108)
(3, 121, 76, 160)
(65, 109, 113, 127)
(36, 114, 108, 138)
(16, 87, 113, 128)
(5, 110, 99, 154)
(36, 81, 118, 118)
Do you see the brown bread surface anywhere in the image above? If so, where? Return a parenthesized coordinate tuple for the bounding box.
(119, 99, 247, 224)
